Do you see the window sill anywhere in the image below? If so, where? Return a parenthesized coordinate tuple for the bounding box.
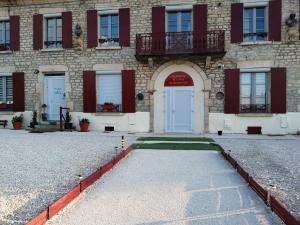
(41, 48, 64, 52)
(0, 50, 12, 54)
(237, 113, 273, 117)
(95, 112, 124, 116)
(240, 41, 277, 46)
(0, 111, 14, 115)
(96, 46, 121, 50)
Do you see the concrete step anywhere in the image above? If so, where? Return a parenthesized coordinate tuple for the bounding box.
(28, 123, 62, 133)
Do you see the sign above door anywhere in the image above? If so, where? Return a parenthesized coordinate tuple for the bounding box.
(164, 71, 194, 87)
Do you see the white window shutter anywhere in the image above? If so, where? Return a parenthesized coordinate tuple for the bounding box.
(97, 73, 122, 104)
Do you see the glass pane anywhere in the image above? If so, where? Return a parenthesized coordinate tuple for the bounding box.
(100, 15, 109, 38)
(256, 7, 265, 18)
(111, 15, 119, 39)
(167, 12, 177, 32)
(56, 18, 62, 41)
(47, 19, 55, 41)
(241, 73, 251, 84)
(6, 76, 13, 102)
(0, 77, 3, 101)
(241, 97, 251, 105)
(181, 11, 191, 32)
(0, 22, 4, 43)
(244, 8, 253, 42)
(256, 73, 266, 84)
(241, 84, 251, 97)
(256, 97, 266, 104)
(5, 21, 10, 43)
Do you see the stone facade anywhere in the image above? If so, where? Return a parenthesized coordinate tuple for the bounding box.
(0, 0, 300, 133)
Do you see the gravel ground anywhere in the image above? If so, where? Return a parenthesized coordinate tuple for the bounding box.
(211, 134, 300, 220)
(47, 150, 282, 225)
(0, 129, 136, 225)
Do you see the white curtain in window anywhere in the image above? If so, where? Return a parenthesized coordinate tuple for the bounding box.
(97, 74, 122, 105)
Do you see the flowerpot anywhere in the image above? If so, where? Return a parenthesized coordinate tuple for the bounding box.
(42, 113, 48, 121)
(13, 122, 22, 130)
(80, 123, 89, 132)
(64, 122, 73, 130)
(218, 131, 223, 136)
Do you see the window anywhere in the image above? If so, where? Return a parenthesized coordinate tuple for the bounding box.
(244, 7, 267, 42)
(99, 14, 119, 47)
(0, 20, 10, 51)
(96, 73, 122, 112)
(45, 16, 62, 48)
(167, 10, 192, 50)
(0, 75, 13, 110)
(240, 72, 270, 113)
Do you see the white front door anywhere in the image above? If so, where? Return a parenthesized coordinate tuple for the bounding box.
(44, 75, 65, 121)
(165, 87, 194, 133)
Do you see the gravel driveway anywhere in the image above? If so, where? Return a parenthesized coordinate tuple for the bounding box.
(0, 129, 136, 225)
(212, 134, 300, 220)
(47, 150, 282, 225)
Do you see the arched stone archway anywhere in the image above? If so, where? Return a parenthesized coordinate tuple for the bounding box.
(148, 60, 211, 133)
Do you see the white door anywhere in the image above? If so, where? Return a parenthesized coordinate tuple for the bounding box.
(165, 87, 194, 133)
(44, 75, 65, 121)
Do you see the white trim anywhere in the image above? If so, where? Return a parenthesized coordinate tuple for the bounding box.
(96, 70, 121, 75)
(0, 17, 9, 21)
(240, 67, 270, 72)
(0, 72, 11, 76)
(98, 9, 119, 15)
(166, 5, 193, 11)
(44, 13, 62, 18)
(244, 1, 269, 7)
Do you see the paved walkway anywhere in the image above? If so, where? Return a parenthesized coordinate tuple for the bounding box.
(47, 150, 282, 225)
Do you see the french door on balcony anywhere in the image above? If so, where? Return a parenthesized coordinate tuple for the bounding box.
(167, 11, 192, 53)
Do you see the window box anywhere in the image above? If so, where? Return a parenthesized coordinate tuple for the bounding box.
(98, 103, 122, 112)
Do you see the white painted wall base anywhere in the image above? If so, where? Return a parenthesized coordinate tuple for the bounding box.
(0, 111, 32, 129)
(71, 112, 150, 133)
(209, 112, 300, 135)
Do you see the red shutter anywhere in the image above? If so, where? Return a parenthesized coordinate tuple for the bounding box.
(13, 72, 25, 112)
(10, 16, 20, 51)
(271, 68, 286, 113)
(33, 14, 43, 50)
(87, 10, 98, 48)
(152, 6, 165, 54)
(122, 70, 136, 113)
(83, 71, 96, 113)
(62, 11, 73, 49)
(269, 0, 282, 42)
(193, 4, 207, 52)
(231, 3, 243, 43)
(224, 69, 240, 114)
(119, 8, 130, 47)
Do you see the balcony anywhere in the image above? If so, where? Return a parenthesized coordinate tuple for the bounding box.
(135, 30, 225, 61)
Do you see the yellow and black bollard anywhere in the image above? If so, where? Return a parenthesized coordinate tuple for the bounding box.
(121, 136, 126, 150)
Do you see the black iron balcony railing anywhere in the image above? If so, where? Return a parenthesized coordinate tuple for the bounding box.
(0, 43, 10, 51)
(136, 30, 225, 57)
(240, 104, 270, 113)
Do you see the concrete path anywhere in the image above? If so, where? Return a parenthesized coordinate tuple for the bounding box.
(47, 150, 282, 225)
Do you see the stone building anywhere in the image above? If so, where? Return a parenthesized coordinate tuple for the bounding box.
(0, 0, 299, 134)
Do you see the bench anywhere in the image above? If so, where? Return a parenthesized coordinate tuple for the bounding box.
(0, 120, 8, 128)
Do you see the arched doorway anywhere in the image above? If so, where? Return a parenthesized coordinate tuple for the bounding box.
(164, 72, 194, 132)
(151, 61, 209, 133)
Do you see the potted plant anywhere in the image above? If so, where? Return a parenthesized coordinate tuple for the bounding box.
(11, 114, 23, 129)
(79, 118, 90, 132)
(103, 102, 116, 112)
(41, 104, 47, 121)
(29, 111, 39, 128)
(64, 111, 73, 130)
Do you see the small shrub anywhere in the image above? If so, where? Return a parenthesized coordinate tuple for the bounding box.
(79, 118, 90, 125)
(12, 114, 23, 123)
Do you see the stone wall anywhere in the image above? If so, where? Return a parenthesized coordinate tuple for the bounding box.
(0, 0, 299, 113)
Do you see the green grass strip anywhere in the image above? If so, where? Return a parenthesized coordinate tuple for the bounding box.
(136, 137, 214, 142)
(131, 143, 220, 151)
